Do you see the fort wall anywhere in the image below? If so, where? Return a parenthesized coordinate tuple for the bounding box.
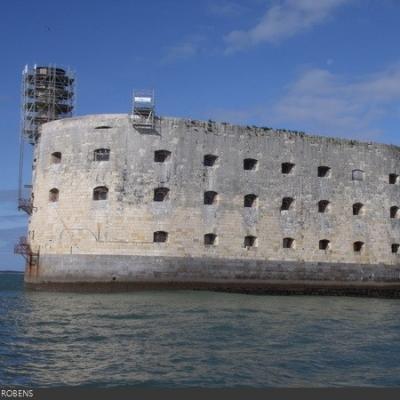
(25, 114, 400, 292)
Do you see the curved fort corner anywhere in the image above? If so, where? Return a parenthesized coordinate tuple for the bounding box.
(24, 114, 400, 296)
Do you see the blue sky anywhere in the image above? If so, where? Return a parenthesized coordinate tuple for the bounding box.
(1, 0, 400, 270)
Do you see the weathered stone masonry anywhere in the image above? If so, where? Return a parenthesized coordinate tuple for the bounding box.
(25, 114, 400, 295)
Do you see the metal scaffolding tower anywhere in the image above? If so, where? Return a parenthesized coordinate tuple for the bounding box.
(131, 89, 155, 130)
(21, 65, 75, 144)
(18, 64, 75, 215)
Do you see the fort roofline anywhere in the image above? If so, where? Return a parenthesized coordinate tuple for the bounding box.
(41, 113, 400, 152)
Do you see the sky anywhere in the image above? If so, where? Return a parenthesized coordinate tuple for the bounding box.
(1, 0, 400, 270)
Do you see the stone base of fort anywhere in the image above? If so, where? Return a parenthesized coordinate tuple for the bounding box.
(24, 254, 400, 298)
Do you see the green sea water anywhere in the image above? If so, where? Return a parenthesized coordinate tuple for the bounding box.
(1, 272, 400, 387)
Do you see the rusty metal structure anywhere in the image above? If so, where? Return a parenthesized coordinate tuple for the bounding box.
(18, 65, 75, 215)
(14, 236, 39, 269)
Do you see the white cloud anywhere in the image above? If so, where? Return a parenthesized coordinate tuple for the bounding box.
(162, 35, 206, 63)
(209, 64, 400, 140)
(271, 65, 400, 138)
(208, 1, 248, 17)
(224, 0, 349, 53)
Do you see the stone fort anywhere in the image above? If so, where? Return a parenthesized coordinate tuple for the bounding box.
(23, 113, 400, 296)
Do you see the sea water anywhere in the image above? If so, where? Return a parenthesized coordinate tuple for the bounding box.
(1, 272, 400, 387)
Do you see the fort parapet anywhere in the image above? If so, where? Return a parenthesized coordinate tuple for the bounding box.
(24, 114, 400, 296)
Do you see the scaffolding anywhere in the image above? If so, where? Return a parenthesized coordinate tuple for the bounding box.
(21, 65, 75, 144)
(18, 64, 75, 215)
(131, 89, 156, 130)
